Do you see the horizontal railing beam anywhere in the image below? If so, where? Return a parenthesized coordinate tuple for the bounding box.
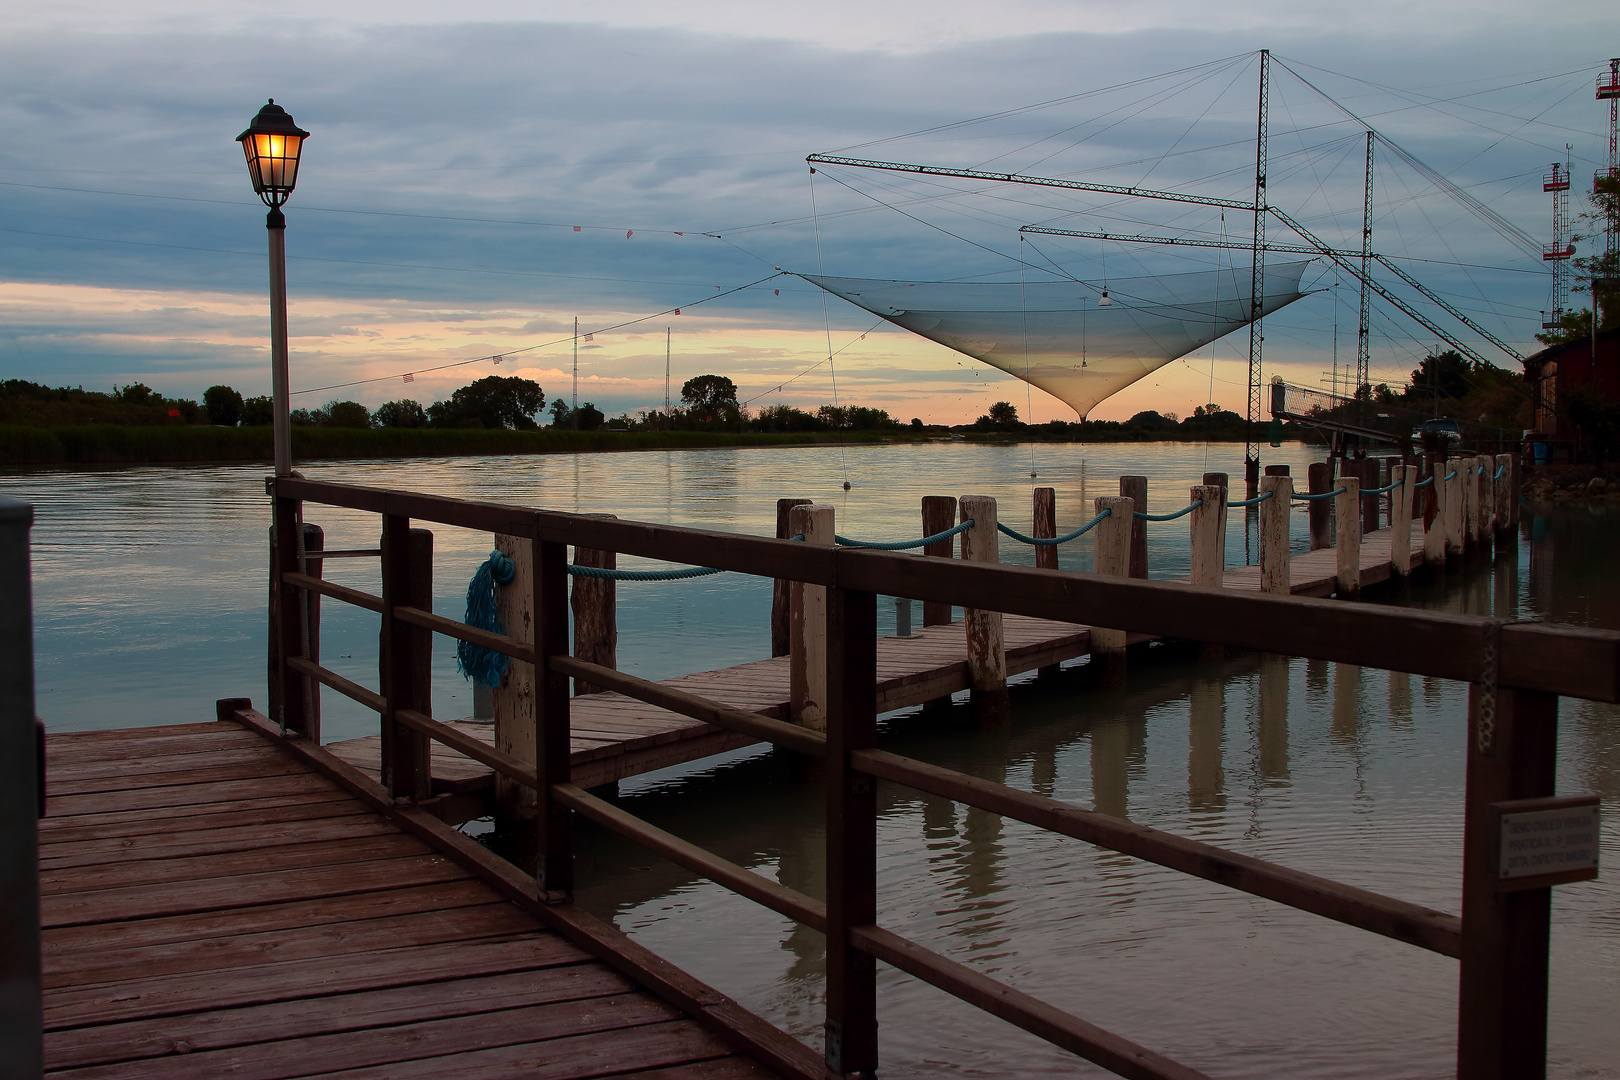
(394, 707, 537, 789)
(853, 748, 1463, 957)
(851, 925, 1214, 1080)
(394, 604, 538, 667)
(286, 656, 385, 714)
(550, 656, 829, 759)
(554, 783, 828, 932)
(283, 570, 384, 615)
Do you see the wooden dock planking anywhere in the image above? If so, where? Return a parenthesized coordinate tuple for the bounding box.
(39, 722, 795, 1080)
(328, 523, 1429, 798)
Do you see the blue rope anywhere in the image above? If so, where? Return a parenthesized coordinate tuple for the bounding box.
(567, 563, 725, 581)
(1229, 491, 1274, 508)
(1445, 470, 1458, 481)
(1414, 476, 1434, 488)
(1360, 481, 1402, 496)
(1495, 463, 1507, 480)
(836, 518, 975, 550)
(1292, 487, 1347, 502)
(1133, 500, 1205, 521)
(456, 550, 516, 689)
(997, 508, 1112, 545)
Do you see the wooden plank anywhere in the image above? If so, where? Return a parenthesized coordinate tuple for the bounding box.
(39, 812, 397, 870)
(43, 934, 589, 1030)
(41, 854, 467, 929)
(44, 966, 633, 1071)
(43, 740, 279, 777)
(43, 901, 536, 989)
(48, 994, 681, 1080)
(37, 790, 356, 845)
(41, 880, 495, 957)
(41, 723, 245, 748)
(283, 1019, 740, 1080)
(40, 834, 429, 896)
(45, 756, 310, 797)
(45, 773, 338, 819)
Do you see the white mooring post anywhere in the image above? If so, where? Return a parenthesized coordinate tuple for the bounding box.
(789, 503, 834, 731)
(1461, 458, 1480, 551)
(1494, 453, 1513, 534)
(1424, 464, 1448, 568)
(1090, 495, 1134, 665)
(1188, 485, 1225, 589)
(1445, 463, 1465, 560)
(1258, 474, 1292, 595)
(958, 496, 1009, 725)
(1389, 464, 1414, 578)
(1335, 476, 1362, 600)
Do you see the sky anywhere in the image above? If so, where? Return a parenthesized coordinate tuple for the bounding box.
(3, 2, 1619, 424)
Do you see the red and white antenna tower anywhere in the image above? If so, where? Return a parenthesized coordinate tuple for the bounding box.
(1600, 58, 1620, 265)
(1543, 156, 1573, 328)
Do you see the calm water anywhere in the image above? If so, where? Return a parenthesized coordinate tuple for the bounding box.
(4, 442, 1617, 1078)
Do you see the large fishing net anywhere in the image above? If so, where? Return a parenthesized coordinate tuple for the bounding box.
(799, 261, 1314, 418)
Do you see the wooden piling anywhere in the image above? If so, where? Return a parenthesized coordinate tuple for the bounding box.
(1258, 474, 1292, 595)
(1461, 459, 1480, 552)
(921, 496, 957, 627)
(1494, 453, 1513, 534)
(772, 498, 811, 657)
(1506, 452, 1521, 529)
(1201, 472, 1229, 570)
(493, 534, 536, 824)
(570, 514, 617, 696)
(1390, 464, 1414, 578)
(380, 522, 432, 801)
(1308, 461, 1332, 551)
(789, 503, 834, 731)
(1476, 456, 1495, 557)
(958, 496, 1009, 726)
(1335, 476, 1361, 600)
(1360, 458, 1381, 536)
(1188, 485, 1225, 589)
(1120, 475, 1148, 578)
(1032, 487, 1059, 571)
(1089, 495, 1134, 661)
(1445, 464, 1466, 560)
(1384, 456, 1401, 531)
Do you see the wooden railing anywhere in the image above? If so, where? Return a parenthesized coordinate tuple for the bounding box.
(268, 475, 1611, 1080)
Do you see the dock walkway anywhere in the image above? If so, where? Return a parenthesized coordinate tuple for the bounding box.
(328, 524, 1430, 799)
(39, 719, 809, 1079)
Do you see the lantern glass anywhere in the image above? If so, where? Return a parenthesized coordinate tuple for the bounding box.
(237, 101, 310, 209)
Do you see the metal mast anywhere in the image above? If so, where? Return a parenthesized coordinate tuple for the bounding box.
(665, 327, 672, 412)
(572, 316, 579, 429)
(1245, 49, 1270, 499)
(1543, 157, 1573, 329)
(1356, 132, 1374, 404)
(1600, 59, 1620, 295)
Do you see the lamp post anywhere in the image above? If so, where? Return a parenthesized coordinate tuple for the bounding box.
(237, 100, 309, 477)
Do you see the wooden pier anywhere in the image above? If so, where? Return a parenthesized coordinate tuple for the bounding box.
(327, 524, 1428, 801)
(38, 716, 815, 1079)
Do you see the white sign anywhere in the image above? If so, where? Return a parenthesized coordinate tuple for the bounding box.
(1499, 803, 1601, 880)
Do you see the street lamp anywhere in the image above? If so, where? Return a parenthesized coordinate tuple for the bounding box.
(237, 99, 309, 477)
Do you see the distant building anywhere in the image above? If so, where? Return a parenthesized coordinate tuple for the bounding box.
(1522, 325, 1620, 444)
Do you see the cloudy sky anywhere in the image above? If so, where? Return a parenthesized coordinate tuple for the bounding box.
(3, 1, 1617, 423)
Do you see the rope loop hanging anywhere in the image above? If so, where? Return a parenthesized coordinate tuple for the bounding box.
(997, 508, 1111, 546)
(836, 518, 975, 550)
(1291, 487, 1347, 502)
(1228, 491, 1274, 508)
(567, 563, 725, 581)
(1133, 500, 1205, 521)
(456, 550, 517, 689)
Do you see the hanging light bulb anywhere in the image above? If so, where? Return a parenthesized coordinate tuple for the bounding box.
(1098, 290, 1113, 307)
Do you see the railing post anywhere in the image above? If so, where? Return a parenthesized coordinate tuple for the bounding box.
(1090, 495, 1134, 668)
(1258, 475, 1291, 595)
(493, 533, 536, 825)
(0, 495, 40, 1080)
(1308, 461, 1333, 550)
(1188, 484, 1224, 588)
(1201, 472, 1229, 569)
(570, 514, 617, 695)
(959, 495, 1009, 726)
(823, 584, 878, 1079)
(1457, 686, 1558, 1080)
(790, 503, 834, 730)
(534, 533, 573, 901)
(1032, 486, 1059, 571)
(1446, 463, 1466, 561)
(1390, 464, 1414, 578)
(301, 523, 323, 742)
(1120, 475, 1148, 578)
(270, 488, 308, 738)
(772, 498, 811, 656)
(380, 515, 432, 801)
(1335, 476, 1362, 600)
(921, 496, 957, 627)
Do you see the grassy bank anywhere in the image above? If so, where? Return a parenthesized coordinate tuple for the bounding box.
(0, 424, 908, 466)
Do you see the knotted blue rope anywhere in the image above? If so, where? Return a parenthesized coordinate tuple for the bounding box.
(998, 508, 1111, 545)
(836, 519, 975, 550)
(1292, 487, 1347, 501)
(1229, 491, 1274, 507)
(457, 550, 516, 689)
(568, 563, 724, 580)
(1133, 500, 1204, 521)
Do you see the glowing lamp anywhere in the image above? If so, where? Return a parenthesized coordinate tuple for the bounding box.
(237, 100, 310, 208)
(1098, 290, 1113, 307)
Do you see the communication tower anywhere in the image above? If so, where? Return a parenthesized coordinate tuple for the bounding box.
(1543, 158, 1573, 328)
(1600, 58, 1619, 266)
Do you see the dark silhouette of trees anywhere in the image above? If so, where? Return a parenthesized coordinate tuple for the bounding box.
(427, 376, 545, 429)
(203, 385, 244, 426)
